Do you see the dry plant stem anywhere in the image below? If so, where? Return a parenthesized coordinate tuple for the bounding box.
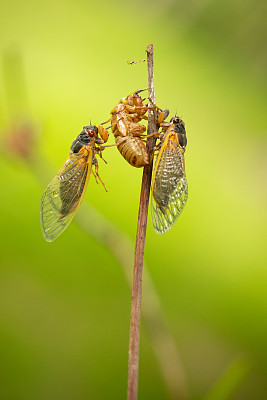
(127, 44, 158, 400)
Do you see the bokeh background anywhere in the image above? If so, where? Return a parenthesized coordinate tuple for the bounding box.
(0, 1, 266, 399)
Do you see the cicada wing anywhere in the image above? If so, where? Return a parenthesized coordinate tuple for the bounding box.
(151, 177, 188, 234)
(40, 150, 93, 242)
(151, 139, 188, 234)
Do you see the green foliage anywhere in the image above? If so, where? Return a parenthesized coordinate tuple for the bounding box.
(0, 0, 266, 399)
(204, 357, 251, 400)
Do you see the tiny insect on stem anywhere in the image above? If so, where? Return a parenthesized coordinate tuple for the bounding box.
(127, 59, 146, 65)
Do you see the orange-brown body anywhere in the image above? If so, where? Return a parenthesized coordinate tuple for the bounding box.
(109, 90, 151, 168)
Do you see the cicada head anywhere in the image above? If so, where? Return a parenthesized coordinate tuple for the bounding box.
(132, 93, 144, 107)
(121, 89, 146, 107)
(70, 125, 100, 153)
(83, 125, 104, 145)
(121, 93, 136, 106)
(170, 116, 181, 125)
(83, 125, 98, 138)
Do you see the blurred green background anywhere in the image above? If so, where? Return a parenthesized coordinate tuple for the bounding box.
(0, 0, 266, 399)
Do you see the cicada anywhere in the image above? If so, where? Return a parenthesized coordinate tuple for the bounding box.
(100, 89, 154, 168)
(151, 116, 188, 234)
(40, 125, 107, 242)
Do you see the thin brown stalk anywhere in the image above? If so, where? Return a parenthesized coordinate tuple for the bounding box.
(127, 43, 158, 400)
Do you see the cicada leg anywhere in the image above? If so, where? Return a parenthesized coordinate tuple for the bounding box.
(98, 117, 113, 143)
(134, 88, 148, 95)
(99, 116, 123, 134)
(127, 105, 154, 112)
(98, 119, 123, 150)
(148, 98, 170, 124)
(139, 131, 161, 139)
(99, 117, 124, 143)
(136, 131, 161, 145)
(100, 117, 112, 125)
(92, 157, 108, 192)
(149, 141, 162, 164)
(98, 125, 109, 143)
(124, 88, 148, 97)
(157, 109, 169, 124)
(95, 147, 108, 164)
(99, 143, 118, 149)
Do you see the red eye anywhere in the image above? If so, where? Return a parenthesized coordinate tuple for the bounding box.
(83, 126, 85, 129)
(88, 130, 95, 137)
(172, 117, 180, 124)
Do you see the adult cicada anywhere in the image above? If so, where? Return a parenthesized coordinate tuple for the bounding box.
(40, 125, 107, 242)
(151, 116, 188, 234)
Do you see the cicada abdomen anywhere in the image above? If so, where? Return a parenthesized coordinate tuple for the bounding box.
(115, 135, 149, 168)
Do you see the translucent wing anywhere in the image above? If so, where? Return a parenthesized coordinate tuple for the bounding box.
(40, 148, 93, 242)
(151, 137, 188, 234)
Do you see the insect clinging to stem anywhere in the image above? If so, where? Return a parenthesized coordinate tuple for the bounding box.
(99, 89, 156, 168)
(150, 111, 188, 234)
(40, 124, 108, 242)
